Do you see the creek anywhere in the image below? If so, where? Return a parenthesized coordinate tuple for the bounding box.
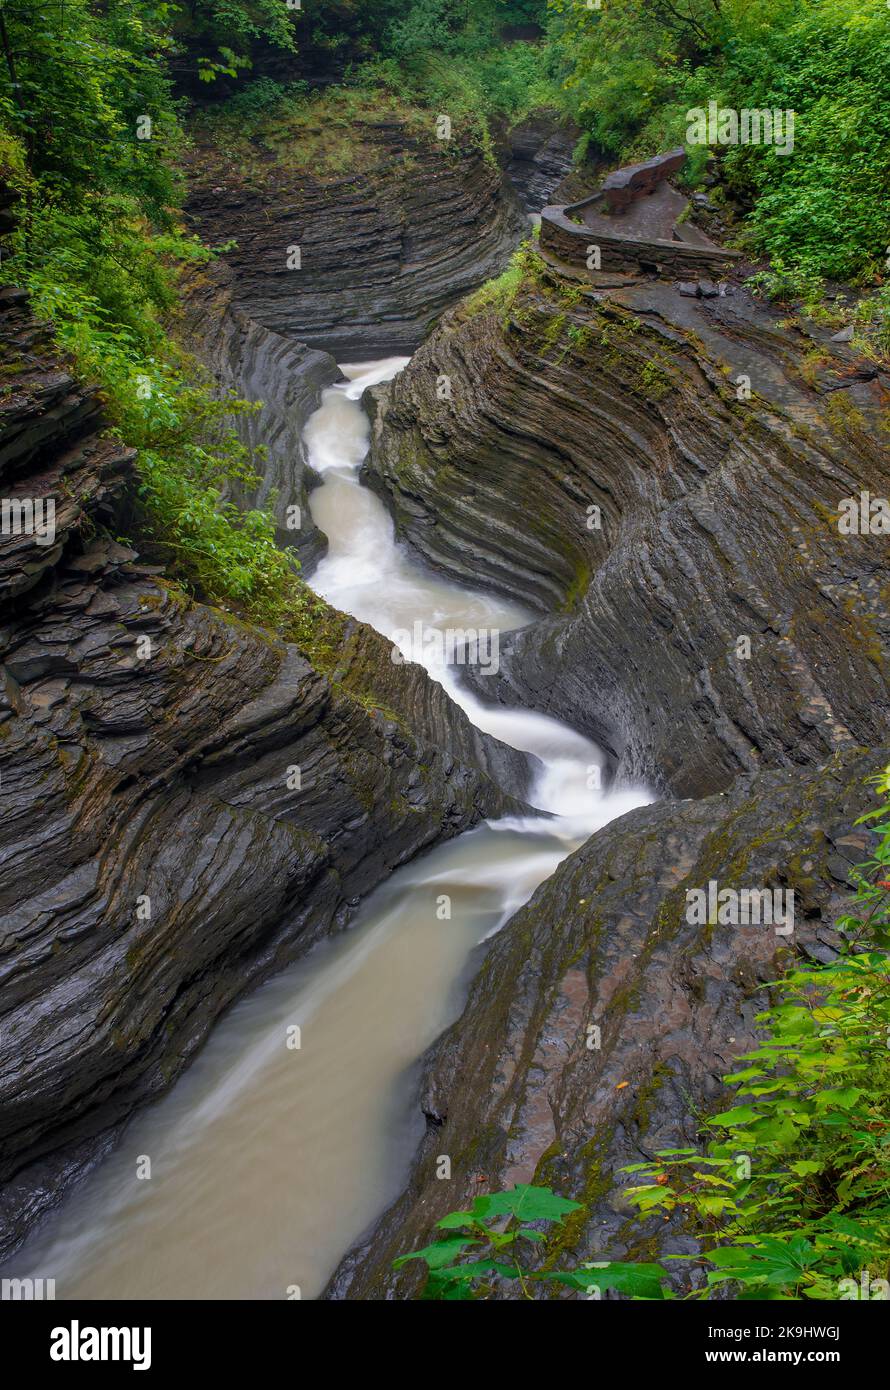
(0, 359, 650, 1298)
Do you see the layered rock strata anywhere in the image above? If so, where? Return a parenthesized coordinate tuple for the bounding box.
(363, 258, 890, 797)
(178, 258, 340, 567)
(0, 287, 530, 1258)
(184, 118, 530, 358)
(329, 744, 886, 1298)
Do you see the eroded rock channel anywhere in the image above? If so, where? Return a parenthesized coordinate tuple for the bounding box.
(1, 136, 887, 1298)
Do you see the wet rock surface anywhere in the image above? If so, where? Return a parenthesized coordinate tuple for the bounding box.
(3, 122, 888, 1298)
(499, 113, 583, 213)
(179, 258, 341, 567)
(363, 259, 890, 797)
(184, 118, 530, 359)
(0, 290, 530, 1258)
(328, 744, 887, 1299)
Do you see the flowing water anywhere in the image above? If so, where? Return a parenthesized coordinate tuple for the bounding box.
(1, 360, 651, 1299)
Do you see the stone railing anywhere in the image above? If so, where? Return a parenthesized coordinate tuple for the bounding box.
(540, 202, 741, 279)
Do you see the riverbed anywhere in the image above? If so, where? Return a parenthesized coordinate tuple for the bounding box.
(0, 360, 650, 1299)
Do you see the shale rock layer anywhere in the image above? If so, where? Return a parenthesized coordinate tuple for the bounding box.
(329, 744, 886, 1299)
(364, 260, 890, 797)
(185, 118, 529, 358)
(179, 258, 340, 566)
(0, 289, 529, 1257)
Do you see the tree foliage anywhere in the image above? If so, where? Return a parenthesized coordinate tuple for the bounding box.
(546, 0, 890, 280)
(0, 0, 303, 620)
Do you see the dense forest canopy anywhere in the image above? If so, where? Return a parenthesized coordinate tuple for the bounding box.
(2, 1, 887, 276)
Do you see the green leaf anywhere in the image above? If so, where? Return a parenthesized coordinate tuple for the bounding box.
(813, 1087, 863, 1112)
(710, 1105, 760, 1126)
(470, 1184, 582, 1225)
(541, 1262, 668, 1300)
(393, 1237, 480, 1271)
(434, 1211, 476, 1231)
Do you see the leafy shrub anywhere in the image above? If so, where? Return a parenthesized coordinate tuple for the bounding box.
(747, 261, 827, 310)
(852, 287, 890, 356)
(393, 1184, 669, 1300)
(395, 766, 890, 1299)
(16, 198, 298, 623)
(176, 0, 297, 83)
(547, 0, 890, 282)
(0, 1, 310, 627)
(619, 767, 890, 1300)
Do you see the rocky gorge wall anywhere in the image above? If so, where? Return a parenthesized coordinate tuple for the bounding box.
(0, 286, 531, 1259)
(324, 226, 890, 1298)
(184, 114, 530, 359)
(330, 743, 887, 1298)
(363, 257, 890, 798)
(4, 92, 887, 1301)
(178, 257, 341, 567)
(179, 109, 541, 568)
(498, 112, 584, 214)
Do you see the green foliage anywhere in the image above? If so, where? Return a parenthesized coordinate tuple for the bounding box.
(464, 242, 538, 322)
(747, 262, 828, 311)
(612, 768, 890, 1300)
(20, 214, 298, 619)
(622, 946, 890, 1295)
(396, 769, 890, 1300)
(0, 0, 180, 218)
(193, 0, 890, 280)
(193, 83, 434, 180)
(385, 0, 543, 62)
(408, 41, 560, 132)
(175, 0, 298, 83)
(218, 76, 309, 123)
(546, 0, 890, 282)
(332, 63, 556, 170)
(0, 0, 311, 624)
(394, 1184, 669, 1300)
(851, 287, 890, 357)
(4, 0, 885, 626)
(720, 1, 890, 281)
(194, 0, 555, 133)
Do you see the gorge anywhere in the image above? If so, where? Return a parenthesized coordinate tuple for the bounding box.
(1, 0, 889, 1313)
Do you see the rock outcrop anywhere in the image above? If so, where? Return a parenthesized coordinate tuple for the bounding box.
(328, 743, 886, 1298)
(362, 254, 890, 798)
(184, 116, 530, 358)
(178, 258, 340, 567)
(0, 287, 531, 1258)
(499, 112, 583, 214)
